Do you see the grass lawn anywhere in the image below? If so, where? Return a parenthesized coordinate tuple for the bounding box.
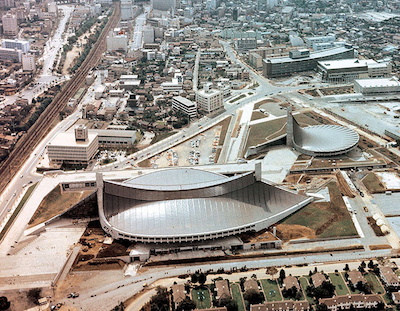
(245, 117, 286, 150)
(279, 181, 357, 239)
(231, 283, 245, 311)
(260, 279, 283, 301)
(364, 273, 385, 294)
(299, 277, 314, 304)
(328, 273, 349, 296)
(191, 287, 212, 309)
(280, 202, 333, 231)
(230, 94, 246, 103)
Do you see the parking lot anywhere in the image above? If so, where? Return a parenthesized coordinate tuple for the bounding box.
(149, 126, 222, 168)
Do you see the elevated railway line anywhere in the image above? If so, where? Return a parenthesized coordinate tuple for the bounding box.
(0, 2, 121, 193)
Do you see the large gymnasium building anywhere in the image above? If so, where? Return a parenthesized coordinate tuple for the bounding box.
(96, 166, 312, 244)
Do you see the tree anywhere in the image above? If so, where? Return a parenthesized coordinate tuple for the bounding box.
(198, 273, 207, 285)
(243, 289, 264, 305)
(265, 267, 278, 278)
(282, 286, 298, 299)
(239, 277, 247, 291)
(0, 297, 10, 311)
(279, 269, 286, 283)
(216, 297, 238, 311)
(344, 264, 350, 271)
(176, 297, 196, 311)
(311, 281, 336, 299)
(27, 288, 41, 305)
(191, 274, 198, 284)
(368, 260, 375, 270)
(361, 261, 366, 269)
(150, 286, 169, 311)
(316, 303, 328, 311)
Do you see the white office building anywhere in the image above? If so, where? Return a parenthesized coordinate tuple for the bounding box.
(106, 34, 128, 51)
(143, 26, 155, 44)
(161, 78, 183, 93)
(2, 13, 18, 36)
(2, 39, 30, 52)
(196, 84, 223, 113)
(47, 125, 98, 165)
(172, 96, 197, 118)
(121, 0, 134, 20)
(305, 34, 336, 48)
(317, 59, 391, 83)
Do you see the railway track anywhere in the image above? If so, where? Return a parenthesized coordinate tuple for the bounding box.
(0, 2, 121, 193)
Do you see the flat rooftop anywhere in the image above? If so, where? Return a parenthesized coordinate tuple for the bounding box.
(318, 58, 375, 70)
(266, 46, 352, 64)
(355, 77, 400, 88)
(48, 132, 98, 147)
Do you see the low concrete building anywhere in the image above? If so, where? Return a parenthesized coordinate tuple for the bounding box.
(347, 270, 367, 285)
(392, 291, 400, 304)
(319, 294, 381, 311)
(215, 279, 231, 300)
(172, 96, 197, 118)
(283, 276, 300, 291)
(244, 279, 260, 293)
(0, 47, 22, 62)
(311, 273, 327, 288)
(354, 77, 400, 95)
(171, 284, 186, 308)
(263, 46, 354, 78)
(379, 266, 400, 287)
(251, 300, 310, 311)
(317, 59, 391, 83)
(89, 129, 136, 148)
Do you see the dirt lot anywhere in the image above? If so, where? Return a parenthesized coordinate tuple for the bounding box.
(0, 288, 53, 311)
(362, 172, 386, 194)
(72, 222, 130, 271)
(28, 187, 93, 227)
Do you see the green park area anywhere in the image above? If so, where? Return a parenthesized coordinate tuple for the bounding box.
(231, 283, 245, 311)
(191, 288, 211, 309)
(260, 279, 282, 302)
(328, 273, 350, 296)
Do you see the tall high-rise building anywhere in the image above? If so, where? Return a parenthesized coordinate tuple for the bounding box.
(22, 54, 36, 72)
(151, 0, 176, 12)
(2, 13, 18, 36)
(121, 0, 133, 20)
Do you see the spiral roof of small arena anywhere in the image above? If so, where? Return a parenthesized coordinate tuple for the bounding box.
(294, 124, 360, 153)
